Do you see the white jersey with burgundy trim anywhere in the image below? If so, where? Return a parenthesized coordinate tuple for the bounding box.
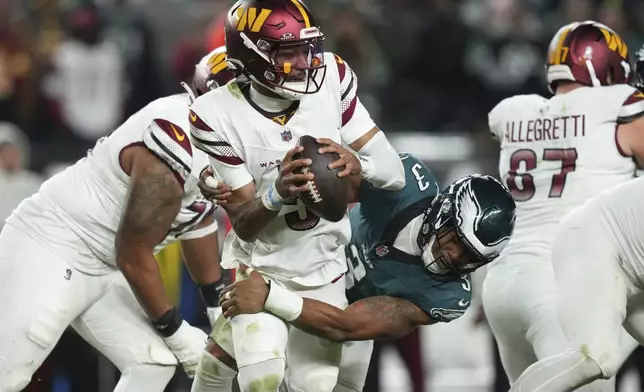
(6, 94, 215, 275)
(489, 84, 644, 258)
(189, 52, 377, 286)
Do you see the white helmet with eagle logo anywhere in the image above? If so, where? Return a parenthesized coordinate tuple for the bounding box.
(418, 174, 516, 277)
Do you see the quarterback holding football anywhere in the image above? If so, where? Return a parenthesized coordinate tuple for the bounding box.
(188, 0, 406, 391)
(218, 153, 517, 391)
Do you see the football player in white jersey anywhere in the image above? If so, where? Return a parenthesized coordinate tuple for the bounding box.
(509, 173, 644, 391)
(216, 170, 517, 392)
(187, 1, 405, 391)
(0, 47, 235, 392)
(482, 21, 644, 390)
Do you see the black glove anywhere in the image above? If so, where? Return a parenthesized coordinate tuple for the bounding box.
(199, 277, 227, 328)
(198, 277, 226, 308)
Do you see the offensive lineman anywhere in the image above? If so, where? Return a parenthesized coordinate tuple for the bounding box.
(218, 154, 517, 392)
(481, 21, 644, 390)
(188, 1, 405, 391)
(509, 160, 644, 390)
(508, 43, 644, 391)
(0, 47, 234, 391)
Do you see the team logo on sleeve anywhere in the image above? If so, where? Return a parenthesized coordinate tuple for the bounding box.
(189, 110, 216, 134)
(430, 307, 465, 322)
(170, 124, 186, 142)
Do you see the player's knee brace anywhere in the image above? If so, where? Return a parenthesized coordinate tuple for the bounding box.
(237, 358, 286, 392)
(114, 364, 175, 392)
(190, 350, 237, 392)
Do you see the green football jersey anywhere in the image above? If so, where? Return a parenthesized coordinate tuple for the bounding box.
(345, 153, 472, 322)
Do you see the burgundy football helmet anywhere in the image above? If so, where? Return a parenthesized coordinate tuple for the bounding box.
(546, 21, 632, 93)
(181, 46, 236, 103)
(224, 0, 326, 100)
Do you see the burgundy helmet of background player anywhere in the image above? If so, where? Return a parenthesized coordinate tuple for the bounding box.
(182, 46, 236, 103)
(224, 0, 326, 100)
(546, 21, 632, 93)
(194, 46, 236, 94)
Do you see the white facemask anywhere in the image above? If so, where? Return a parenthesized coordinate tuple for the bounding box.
(421, 235, 445, 275)
(272, 82, 306, 100)
(423, 233, 461, 276)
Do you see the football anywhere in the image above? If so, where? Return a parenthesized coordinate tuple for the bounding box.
(293, 135, 349, 222)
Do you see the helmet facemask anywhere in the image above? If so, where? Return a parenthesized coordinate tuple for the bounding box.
(182, 63, 225, 104)
(632, 45, 644, 91)
(423, 231, 490, 277)
(181, 46, 235, 104)
(238, 28, 326, 100)
(419, 190, 503, 278)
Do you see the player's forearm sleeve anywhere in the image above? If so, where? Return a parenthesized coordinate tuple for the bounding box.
(358, 131, 405, 190)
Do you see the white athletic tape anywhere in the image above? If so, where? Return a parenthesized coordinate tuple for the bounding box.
(205, 176, 219, 189)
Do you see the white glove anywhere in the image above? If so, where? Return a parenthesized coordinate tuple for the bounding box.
(162, 320, 208, 378)
(206, 306, 222, 328)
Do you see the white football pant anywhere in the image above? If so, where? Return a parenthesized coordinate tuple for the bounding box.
(483, 252, 637, 391)
(333, 340, 374, 392)
(510, 211, 644, 391)
(0, 224, 177, 392)
(211, 268, 347, 392)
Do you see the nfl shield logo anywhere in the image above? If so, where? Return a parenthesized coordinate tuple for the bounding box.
(375, 245, 389, 257)
(281, 130, 292, 142)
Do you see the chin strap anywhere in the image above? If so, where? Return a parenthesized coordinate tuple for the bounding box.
(371, 197, 436, 266)
(181, 82, 198, 105)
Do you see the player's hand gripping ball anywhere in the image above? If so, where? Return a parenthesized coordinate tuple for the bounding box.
(292, 135, 350, 222)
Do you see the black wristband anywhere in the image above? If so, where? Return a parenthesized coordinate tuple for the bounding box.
(197, 278, 226, 308)
(152, 307, 183, 337)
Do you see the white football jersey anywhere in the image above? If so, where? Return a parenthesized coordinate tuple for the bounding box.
(490, 85, 644, 257)
(6, 94, 215, 275)
(189, 53, 376, 286)
(590, 176, 644, 282)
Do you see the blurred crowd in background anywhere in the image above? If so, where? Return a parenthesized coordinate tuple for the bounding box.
(2, 0, 644, 391)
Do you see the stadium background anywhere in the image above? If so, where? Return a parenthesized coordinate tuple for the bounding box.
(1, 0, 644, 391)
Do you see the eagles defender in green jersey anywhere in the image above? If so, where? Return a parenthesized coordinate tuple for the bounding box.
(219, 152, 516, 342)
(344, 152, 473, 326)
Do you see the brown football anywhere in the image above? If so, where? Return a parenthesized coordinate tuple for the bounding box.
(293, 135, 349, 222)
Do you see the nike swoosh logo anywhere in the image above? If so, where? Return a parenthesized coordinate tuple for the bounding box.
(171, 124, 185, 142)
(190, 112, 197, 122)
(458, 299, 470, 307)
